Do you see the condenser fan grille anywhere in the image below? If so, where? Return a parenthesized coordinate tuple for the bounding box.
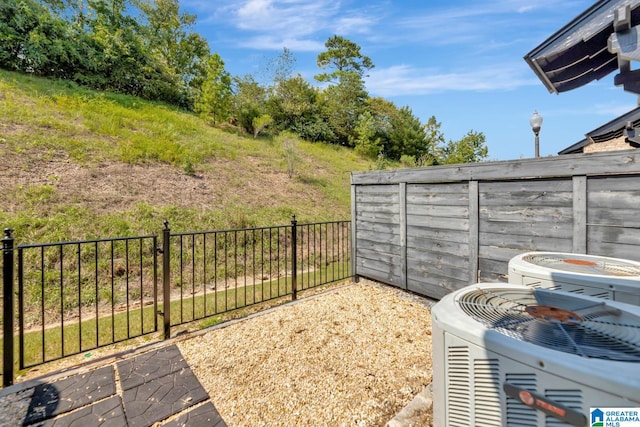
(522, 253, 640, 276)
(458, 287, 640, 362)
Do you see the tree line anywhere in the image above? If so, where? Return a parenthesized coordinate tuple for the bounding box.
(0, 0, 488, 165)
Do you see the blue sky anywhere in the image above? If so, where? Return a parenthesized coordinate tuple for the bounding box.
(182, 0, 637, 160)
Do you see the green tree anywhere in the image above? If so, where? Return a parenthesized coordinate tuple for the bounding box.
(195, 53, 232, 125)
(315, 36, 373, 146)
(267, 74, 318, 131)
(264, 47, 296, 85)
(365, 97, 400, 154)
(353, 111, 382, 158)
(385, 106, 428, 161)
(138, 0, 210, 107)
(390, 114, 446, 166)
(252, 114, 273, 138)
(231, 74, 267, 134)
(319, 71, 368, 146)
(40, 0, 88, 23)
(83, 0, 153, 95)
(441, 130, 488, 164)
(261, 49, 333, 141)
(0, 0, 93, 78)
(0, 0, 209, 107)
(420, 116, 446, 166)
(315, 35, 374, 83)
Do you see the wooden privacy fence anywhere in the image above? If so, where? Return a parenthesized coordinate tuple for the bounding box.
(350, 151, 640, 300)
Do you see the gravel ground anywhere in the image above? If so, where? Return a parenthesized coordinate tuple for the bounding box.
(178, 281, 434, 427)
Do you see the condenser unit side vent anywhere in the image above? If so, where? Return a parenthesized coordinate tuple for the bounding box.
(544, 389, 582, 427)
(447, 346, 470, 427)
(474, 359, 501, 427)
(505, 373, 538, 426)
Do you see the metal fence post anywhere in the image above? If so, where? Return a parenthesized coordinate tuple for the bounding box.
(291, 216, 297, 301)
(162, 221, 171, 340)
(3, 228, 14, 387)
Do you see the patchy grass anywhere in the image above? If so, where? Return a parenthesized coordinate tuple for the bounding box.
(0, 69, 379, 244)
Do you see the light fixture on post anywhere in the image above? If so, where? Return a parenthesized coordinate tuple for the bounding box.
(530, 110, 543, 157)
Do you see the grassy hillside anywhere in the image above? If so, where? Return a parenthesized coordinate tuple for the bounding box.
(0, 70, 374, 244)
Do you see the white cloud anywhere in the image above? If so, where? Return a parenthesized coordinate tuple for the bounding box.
(334, 15, 377, 35)
(592, 101, 638, 117)
(237, 0, 271, 15)
(389, 0, 590, 48)
(234, 0, 338, 34)
(185, 0, 381, 51)
(544, 100, 638, 121)
(238, 35, 325, 52)
(366, 63, 539, 96)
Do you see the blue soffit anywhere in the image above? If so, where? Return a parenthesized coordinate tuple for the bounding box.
(524, 0, 640, 94)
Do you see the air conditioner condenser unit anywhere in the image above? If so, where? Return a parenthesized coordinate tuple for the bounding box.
(508, 252, 640, 306)
(431, 283, 640, 427)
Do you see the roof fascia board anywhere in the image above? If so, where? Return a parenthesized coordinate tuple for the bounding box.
(524, 0, 640, 92)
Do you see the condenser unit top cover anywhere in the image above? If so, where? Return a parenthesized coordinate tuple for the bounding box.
(509, 251, 640, 289)
(432, 283, 640, 397)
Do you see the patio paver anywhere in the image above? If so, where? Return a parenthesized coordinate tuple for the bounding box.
(16, 344, 226, 427)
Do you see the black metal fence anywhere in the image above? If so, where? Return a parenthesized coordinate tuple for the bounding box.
(1, 218, 352, 387)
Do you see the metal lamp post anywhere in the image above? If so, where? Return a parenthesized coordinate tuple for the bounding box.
(530, 110, 543, 158)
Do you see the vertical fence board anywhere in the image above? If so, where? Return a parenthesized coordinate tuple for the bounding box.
(572, 175, 588, 253)
(351, 184, 358, 281)
(399, 183, 407, 290)
(353, 185, 403, 287)
(468, 181, 479, 284)
(587, 175, 640, 261)
(405, 182, 470, 296)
